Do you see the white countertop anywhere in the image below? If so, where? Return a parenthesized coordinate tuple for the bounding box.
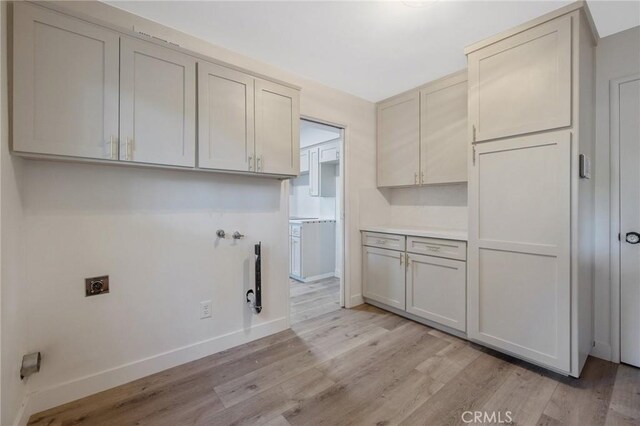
(360, 225, 468, 241)
(289, 218, 336, 224)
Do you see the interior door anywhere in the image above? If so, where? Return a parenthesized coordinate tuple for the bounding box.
(198, 61, 254, 172)
(377, 92, 420, 187)
(468, 131, 571, 372)
(468, 15, 572, 142)
(12, 2, 119, 160)
(362, 246, 405, 309)
(255, 79, 300, 175)
(120, 37, 196, 167)
(406, 253, 466, 331)
(620, 76, 640, 368)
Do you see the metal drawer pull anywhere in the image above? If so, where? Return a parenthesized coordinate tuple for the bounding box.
(424, 245, 441, 251)
(376, 239, 387, 244)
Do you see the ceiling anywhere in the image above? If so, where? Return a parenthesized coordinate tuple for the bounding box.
(107, 1, 640, 102)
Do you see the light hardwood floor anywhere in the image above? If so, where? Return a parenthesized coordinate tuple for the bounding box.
(29, 304, 639, 426)
(289, 277, 340, 324)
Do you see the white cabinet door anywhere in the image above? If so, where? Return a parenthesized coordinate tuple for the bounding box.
(290, 235, 302, 277)
(197, 62, 254, 172)
(13, 2, 119, 160)
(420, 72, 468, 184)
(255, 79, 300, 175)
(468, 131, 571, 372)
(309, 148, 319, 197)
(468, 15, 572, 142)
(406, 253, 466, 332)
(300, 150, 310, 174)
(319, 140, 340, 164)
(120, 37, 196, 167)
(362, 246, 405, 310)
(377, 92, 420, 187)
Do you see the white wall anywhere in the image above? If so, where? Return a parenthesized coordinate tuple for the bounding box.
(592, 26, 640, 361)
(381, 184, 468, 230)
(1, 1, 381, 422)
(1, 2, 29, 424)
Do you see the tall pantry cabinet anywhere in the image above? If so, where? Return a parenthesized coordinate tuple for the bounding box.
(466, 3, 597, 377)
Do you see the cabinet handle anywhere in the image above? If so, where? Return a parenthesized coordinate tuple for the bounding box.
(406, 253, 410, 266)
(420, 171, 424, 184)
(248, 155, 254, 171)
(125, 138, 134, 161)
(257, 156, 262, 172)
(473, 146, 476, 166)
(376, 239, 387, 244)
(472, 125, 476, 143)
(414, 172, 418, 185)
(400, 253, 403, 265)
(424, 245, 441, 251)
(336, 151, 339, 160)
(109, 136, 117, 160)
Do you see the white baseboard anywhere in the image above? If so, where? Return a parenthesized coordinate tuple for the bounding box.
(591, 340, 613, 362)
(12, 394, 30, 426)
(18, 317, 288, 424)
(349, 293, 363, 308)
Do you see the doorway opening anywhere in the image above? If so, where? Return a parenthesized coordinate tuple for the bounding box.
(288, 119, 345, 325)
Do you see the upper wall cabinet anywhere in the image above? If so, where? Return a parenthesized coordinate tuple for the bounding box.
(255, 80, 300, 176)
(377, 92, 420, 187)
(13, 2, 119, 160)
(377, 71, 467, 188)
(198, 61, 255, 172)
(11, 2, 301, 178)
(467, 16, 572, 142)
(420, 71, 468, 184)
(120, 37, 196, 167)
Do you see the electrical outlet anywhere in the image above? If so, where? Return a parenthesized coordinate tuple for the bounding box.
(200, 300, 212, 319)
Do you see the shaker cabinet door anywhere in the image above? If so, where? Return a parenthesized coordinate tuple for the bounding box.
(377, 92, 420, 187)
(363, 246, 405, 310)
(198, 62, 255, 172)
(255, 80, 300, 176)
(13, 2, 119, 160)
(468, 15, 572, 142)
(120, 37, 196, 167)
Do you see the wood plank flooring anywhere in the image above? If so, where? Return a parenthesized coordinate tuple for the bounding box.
(29, 304, 640, 426)
(289, 277, 340, 324)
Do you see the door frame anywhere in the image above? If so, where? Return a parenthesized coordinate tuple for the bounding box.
(286, 116, 349, 328)
(610, 73, 640, 364)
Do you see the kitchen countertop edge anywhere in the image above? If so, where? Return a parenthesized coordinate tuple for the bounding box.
(360, 225, 468, 241)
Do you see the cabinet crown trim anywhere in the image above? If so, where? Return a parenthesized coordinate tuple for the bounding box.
(464, 1, 598, 54)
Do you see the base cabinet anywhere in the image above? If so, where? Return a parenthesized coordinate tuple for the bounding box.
(406, 253, 466, 332)
(362, 246, 406, 310)
(362, 231, 467, 328)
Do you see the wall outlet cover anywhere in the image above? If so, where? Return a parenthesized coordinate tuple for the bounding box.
(200, 300, 212, 319)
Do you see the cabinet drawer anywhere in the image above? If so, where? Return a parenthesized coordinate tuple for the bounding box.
(362, 232, 405, 251)
(406, 236, 466, 260)
(290, 224, 302, 237)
